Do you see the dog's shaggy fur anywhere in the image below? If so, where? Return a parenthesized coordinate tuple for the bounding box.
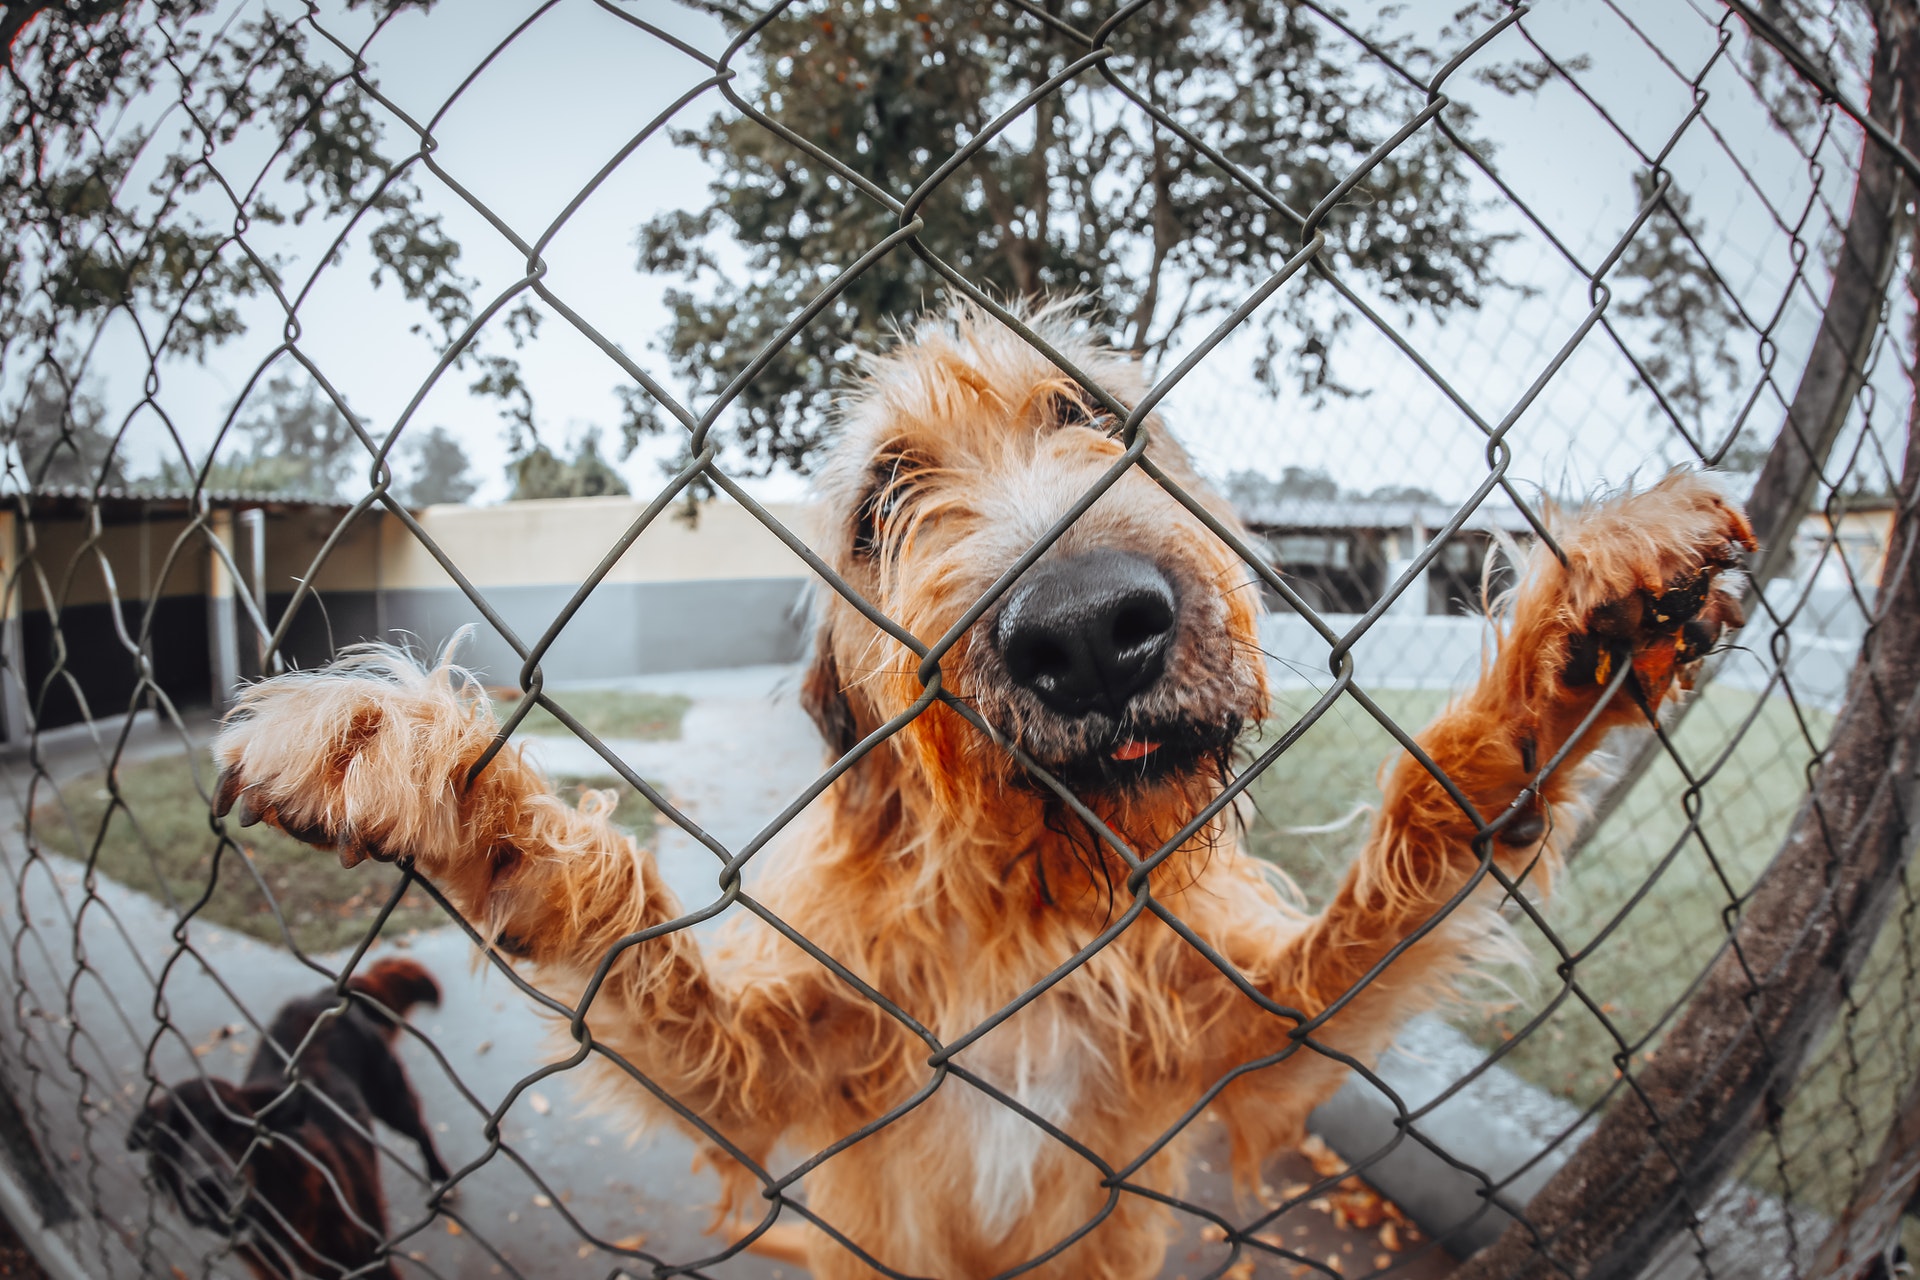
(208, 304, 1753, 1279)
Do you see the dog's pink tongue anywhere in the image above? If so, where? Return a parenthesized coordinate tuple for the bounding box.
(1111, 740, 1161, 762)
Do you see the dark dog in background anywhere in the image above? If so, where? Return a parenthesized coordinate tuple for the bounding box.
(129, 958, 449, 1280)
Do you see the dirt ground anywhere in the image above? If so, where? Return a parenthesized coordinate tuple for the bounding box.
(0, 1215, 46, 1280)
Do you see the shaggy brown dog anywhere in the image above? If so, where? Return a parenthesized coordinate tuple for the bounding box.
(130, 958, 448, 1280)
(207, 304, 1752, 1279)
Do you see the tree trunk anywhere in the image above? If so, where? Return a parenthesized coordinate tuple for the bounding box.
(1564, 2, 1911, 869)
(1454, 280, 1920, 1280)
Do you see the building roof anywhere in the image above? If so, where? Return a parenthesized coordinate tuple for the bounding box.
(16, 484, 358, 523)
(1235, 496, 1538, 534)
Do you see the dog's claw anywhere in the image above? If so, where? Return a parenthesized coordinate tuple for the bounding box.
(213, 768, 243, 819)
(235, 796, 262, 828)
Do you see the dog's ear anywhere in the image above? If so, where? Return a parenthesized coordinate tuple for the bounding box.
(800, 629, 861, 757)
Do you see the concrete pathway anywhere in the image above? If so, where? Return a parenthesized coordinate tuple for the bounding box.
(514, 664, 825, 924)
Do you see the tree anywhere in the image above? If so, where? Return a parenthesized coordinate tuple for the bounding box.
(2, 0, 540, 469)
(1610, 4, 1875, 476)
(508, 432, 631, 501)
(632, 1, 1546, 478)
(1615, 179, 1746, 443)
(5, 379, 129, 491)
(397, 426, 479, 507)
(1222, 466, 1441, 510)
(156, 373, 355, 497)
(1223, 466, 1341, 508)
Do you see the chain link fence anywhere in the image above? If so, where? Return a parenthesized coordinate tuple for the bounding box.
(2, 0, 1918, 1278)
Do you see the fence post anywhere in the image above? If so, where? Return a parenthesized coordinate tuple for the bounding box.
(206, 506, 239, 710)
(0, 509, 23, 747)
(1454, 347, 1920, 1280)
(237, 506, 268, 678)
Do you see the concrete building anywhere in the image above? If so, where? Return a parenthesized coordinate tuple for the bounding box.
(1232, 496, 1539, 618)
(3, 490, 819, 739)
(9, 485, 1888, 742)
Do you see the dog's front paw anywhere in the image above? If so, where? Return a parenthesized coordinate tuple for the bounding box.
(211, 650, 500, 871)
(1549, 471, 1755, 710)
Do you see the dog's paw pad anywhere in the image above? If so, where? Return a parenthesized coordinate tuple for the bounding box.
(1560, 521, 1749, 703)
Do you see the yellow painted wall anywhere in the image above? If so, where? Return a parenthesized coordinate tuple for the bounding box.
(363, 497, 821, 591)
(14, 515, 207, 610)
(18, 498, 826, 610)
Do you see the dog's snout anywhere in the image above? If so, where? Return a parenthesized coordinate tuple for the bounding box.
(995, 550, 1177, 717)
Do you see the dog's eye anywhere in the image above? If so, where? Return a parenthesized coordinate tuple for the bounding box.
(853, 455, 924, 557)
(1049, 390, 1120, 432)
(1049, 391, 1094, 428)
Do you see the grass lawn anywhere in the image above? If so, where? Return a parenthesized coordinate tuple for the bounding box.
(1242, 683, 1826, 1104)
(1478, 686, 1829, 1110)
(492, 688, 689, 742)
(1240, 686, 1450, 906)
(1241, 679, 1903, 1221)
(27, 689, 675, 955)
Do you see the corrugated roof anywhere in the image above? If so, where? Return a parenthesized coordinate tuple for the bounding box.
(20, 483, 356, 509)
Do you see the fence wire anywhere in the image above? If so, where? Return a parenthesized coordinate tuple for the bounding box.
(1, 1, 1917, 1279)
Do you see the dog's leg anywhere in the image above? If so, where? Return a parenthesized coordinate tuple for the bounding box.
(357, 1047, 451, 1184)
(210, 651, 832, 1149)
(1223, 473, 1753, 1082)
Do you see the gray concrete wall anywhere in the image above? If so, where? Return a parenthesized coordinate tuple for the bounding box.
(272, 578, 812, 687)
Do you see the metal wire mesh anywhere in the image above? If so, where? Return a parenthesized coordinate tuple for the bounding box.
(1, 1, 1917, 1278)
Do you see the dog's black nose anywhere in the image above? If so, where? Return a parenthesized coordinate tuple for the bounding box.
(995, 550, 1177, 717)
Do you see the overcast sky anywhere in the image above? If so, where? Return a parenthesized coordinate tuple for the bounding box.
(48, 0, 1904, 510)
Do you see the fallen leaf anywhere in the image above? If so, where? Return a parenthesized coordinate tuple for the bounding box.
(531, 1194, 552, 1209)
(445, 1220, 462, 1236)
(476, 1040, 492, 1055)
(528, 1092, 551, 1116)
(1299, 1134, 1349, 1181)
(611, 1233, 648, 1251)
(1375, 1255, 1392, 1270)
(1200, 1223, 1228, 1243)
